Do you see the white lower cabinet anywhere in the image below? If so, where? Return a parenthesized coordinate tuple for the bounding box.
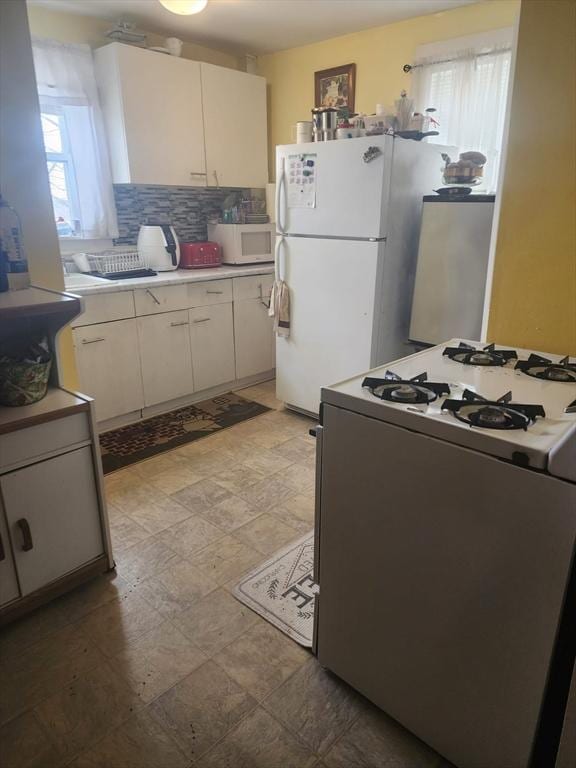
(0, 502, 19, 607)
(73, 319, 144, 422)
(189, 303, 235, 392)
(137, 311, 194, 407)
(234, 297, 275, 380)
(72, 277, 275, 424)
(1, 447, 104, 596)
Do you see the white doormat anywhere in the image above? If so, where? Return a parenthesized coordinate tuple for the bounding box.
(233, 532, 317, 647)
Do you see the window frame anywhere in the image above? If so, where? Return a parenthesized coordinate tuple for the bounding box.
(40, 103, 82, 239)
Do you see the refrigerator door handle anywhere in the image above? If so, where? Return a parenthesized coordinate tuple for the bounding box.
(276, 157, 286, 234)
(275, 234, 287, 282)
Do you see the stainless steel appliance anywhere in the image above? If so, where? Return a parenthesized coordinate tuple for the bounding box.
(409, 195, 495, 345)
(311, 107, 338, 141)
(313, 340, 576, 768)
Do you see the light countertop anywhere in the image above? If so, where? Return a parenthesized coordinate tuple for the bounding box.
(66, 263, 275, 296)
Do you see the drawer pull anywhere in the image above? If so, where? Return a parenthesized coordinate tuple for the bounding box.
(206, 290, 223, 295)
(82, 337, 105, 345)
(170, 321, 189, 327)
(190, 171, 207, 176)
(0, 532, 5, 562)
(146, 289, 161, 305)
(17, 518, 33, 552)
(193, 318, 211, 324)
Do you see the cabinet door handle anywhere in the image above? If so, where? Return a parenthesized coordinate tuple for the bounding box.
(206, 290, 223, 295)
(193, 318, 210, 324)
(146, 289, 161, 305)
(82, 337, 105, 345)
(170, 321, 189, 327)
(17, 519, 33, 552)
(190, 171, 207, 177)
(213, 170, 220, 187)
(0, 532, 5, 562)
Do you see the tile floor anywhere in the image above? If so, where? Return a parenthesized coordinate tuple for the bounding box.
(0, 381, 453, 768)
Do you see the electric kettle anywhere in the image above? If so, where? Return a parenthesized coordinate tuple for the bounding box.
(137, 224, 180, 271)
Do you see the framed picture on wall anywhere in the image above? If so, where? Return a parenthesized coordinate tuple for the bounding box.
(314, 63, 356, 111)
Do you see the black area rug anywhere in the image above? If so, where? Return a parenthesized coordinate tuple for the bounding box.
(100, 392, 270, 474)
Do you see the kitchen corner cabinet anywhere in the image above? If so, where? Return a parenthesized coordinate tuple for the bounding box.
(73, 319, 144, 422)
(94, 43, 267, 189)
(201, 64, 268, 189)
(94, 43, 206, 186)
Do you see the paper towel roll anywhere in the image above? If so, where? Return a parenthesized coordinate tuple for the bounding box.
(266, 183, 276, 223)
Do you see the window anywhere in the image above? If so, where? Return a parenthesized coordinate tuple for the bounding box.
(32, 39, 118, 240)
(413, 29, 513, 192)
(41, 107, 81, 237)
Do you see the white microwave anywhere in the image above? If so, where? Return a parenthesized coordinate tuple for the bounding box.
(208, 223, 275, 265)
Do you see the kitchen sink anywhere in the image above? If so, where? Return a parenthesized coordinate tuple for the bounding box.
(64, 274, 109, 289)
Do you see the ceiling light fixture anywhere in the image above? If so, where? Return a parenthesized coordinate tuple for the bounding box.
(158, 0, 208, 15)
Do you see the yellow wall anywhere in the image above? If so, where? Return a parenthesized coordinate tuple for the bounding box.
(0, 0, 77, 388)
(26, 4, 241, 70)
(258, 0, 520, 179)
(487, 0, 576, 355)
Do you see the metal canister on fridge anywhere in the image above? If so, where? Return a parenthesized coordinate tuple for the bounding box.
(311, 107, 339, 141)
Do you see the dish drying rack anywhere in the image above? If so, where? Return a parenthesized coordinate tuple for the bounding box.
(74, 249, 157, 280)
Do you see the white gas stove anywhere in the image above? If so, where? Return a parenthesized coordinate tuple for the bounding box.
(314, 339, 576, 768)
(322, 339, 576, 480)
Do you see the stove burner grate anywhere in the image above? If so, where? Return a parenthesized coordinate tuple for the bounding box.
(441, 389, 545, 431)
(515, 354, 576, 382)
(443, 342, 518, 367)
(362, 371, 450, 405)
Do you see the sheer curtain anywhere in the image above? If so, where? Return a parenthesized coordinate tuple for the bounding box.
(32, 39, 118, 239)
(413, 42, 511, 192)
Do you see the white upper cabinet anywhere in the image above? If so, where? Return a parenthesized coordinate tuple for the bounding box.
(94, 43, 206, 186)
(95, 45, 268, 190)
(201, 64, 268, 189)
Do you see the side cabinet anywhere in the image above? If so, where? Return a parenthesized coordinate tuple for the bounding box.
(73, 319, 144, 422)
(0, 500, 19, 607)
(1, 447, 104, 596)
(233, 276, 275, 380)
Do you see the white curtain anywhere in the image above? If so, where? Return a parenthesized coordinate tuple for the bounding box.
(413, 44, 511, 192)
(32, 39, 118, 239)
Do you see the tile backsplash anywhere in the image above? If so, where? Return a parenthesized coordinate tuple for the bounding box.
(113, 184, 261, 245)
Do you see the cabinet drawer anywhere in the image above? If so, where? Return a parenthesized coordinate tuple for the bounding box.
(72, 291, 135, 327)
(188, 279, 232, 308)
(0, 413, 90, 472)
(232, 274, 274, 302)
(134, 285, 189, 316)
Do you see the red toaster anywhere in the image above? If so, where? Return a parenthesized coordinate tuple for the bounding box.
(179, 241, 222, 269)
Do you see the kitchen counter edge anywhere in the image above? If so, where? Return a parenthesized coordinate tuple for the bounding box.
(67, 264, 275, 296)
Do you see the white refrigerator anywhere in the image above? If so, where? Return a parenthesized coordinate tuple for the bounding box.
(275, 135, 454, 416)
